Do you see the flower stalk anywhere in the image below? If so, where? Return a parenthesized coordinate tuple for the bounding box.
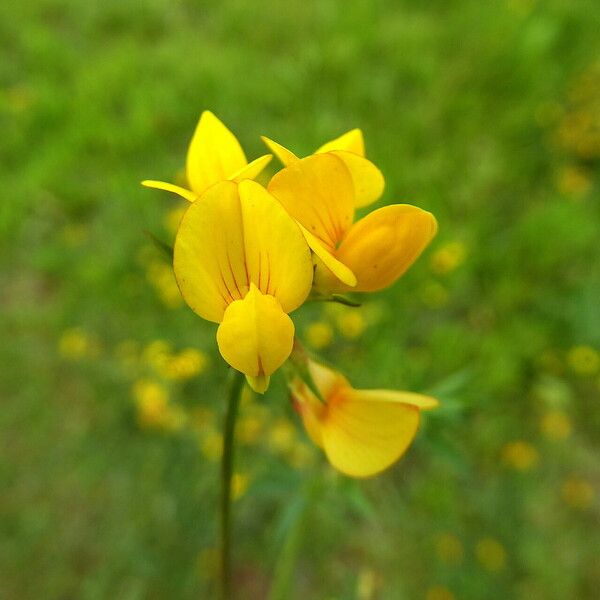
(219, 368, 245, 600)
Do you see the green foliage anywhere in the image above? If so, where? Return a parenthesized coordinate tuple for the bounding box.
(1, 0, 599, 598)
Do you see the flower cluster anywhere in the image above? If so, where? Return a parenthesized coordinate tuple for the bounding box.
(143, 111, 439, 476)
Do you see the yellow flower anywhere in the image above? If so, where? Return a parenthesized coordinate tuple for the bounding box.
(231, 472, 250, 501)
(501, 440, 539, 471)
(237, 415, 263, 445)
(173, 179, 314, 392)
(142, 110, 272, 202)
(262, 128, 385, 208)
(435, 533, 464, 565)
(268, 418, 297, 454)
(290, 358, 438, 477)
(556, 165, 592, 199)
(132, 379, 186, 431)
(475, 538, 506, 572)
(157, 348, 209, 380)
(268, 153, 437, 294)
(540, 410, 572, 441)
(426, 586, 455, 600)
(561, 477, 594, 509)
(58, 327, 99, 359)
(335, 309, 366, 340)
(305, 321, 335, 349)
(429, 241, 467, 274)
(567, 345, 600, 376)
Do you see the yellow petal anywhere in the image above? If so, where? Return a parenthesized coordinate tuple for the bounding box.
(290, 377, 325, 448)
(321, 391, 420, 478)
(315, 128, 365, 156)
(260, 136, 300, 166)
(173, 181, 247, 323)
(346, 389, 439, 410)
(186, 111, 247, 196)
(335, 204, 438, 293)
(230, 154, 273, 182)
(141, 180, 197, 203)
(237, 180, 313, 312)
(246, 374, 270, 394)
(216, 284, 294, 384)
(328, 150, 384, 208)
(301, 225, 357, 288)
(268, 153, 355, 250)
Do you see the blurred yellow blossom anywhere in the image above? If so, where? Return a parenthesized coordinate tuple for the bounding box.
(231, 472, 250, 501)
(58, 327, 99, 359)
(556, 165, 592, 199)
(158, 348, 209, 380)
(132, 379, 186, 431)
(561, 477, 595, 510)
(356, 568, 379, 600)
(435, 533, 464, 565)
(420, 281, 449, 309)
(201, 430, 223, 461)
(567, 345, 600, 376)
(430, 241, 467, 274)
(502, 440, 539, 471)
(335, 309, 366, 340)
(146, 260, 183, 308)
(305, 321, 334, 349)
(540, 410, 572, 441)
(237, 415, 263, 445)
(164, 205, 187, 236)
(426, 585, 455, 600)
(475, 537, 506, 572)
(268, 418, 297, 454)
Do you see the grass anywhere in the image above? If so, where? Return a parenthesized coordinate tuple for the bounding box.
(1, 0, 599, 598)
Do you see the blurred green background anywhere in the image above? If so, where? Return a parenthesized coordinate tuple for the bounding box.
(1, 0, 599, 598)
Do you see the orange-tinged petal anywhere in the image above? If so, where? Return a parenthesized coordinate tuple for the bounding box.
(328, 150, 384, 208)
(260, 136, 300, 166)
(321, 393, 420, 477)
(237, 180, 313, 312)
(216, 284, 294, 388)
(173, 181, 248, 323)
(315, 128, 365, 156)
(230, 154, 273, 182)
(268, 153, 355, 250)
(186, 111, 247, 196)
(346, 389, 439, 410)
(290, 378, 325, 448)
(335, 204, 438, 293)
(141, 180, 198, 203)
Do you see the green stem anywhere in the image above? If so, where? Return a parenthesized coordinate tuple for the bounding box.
(219, 369, 245, 600)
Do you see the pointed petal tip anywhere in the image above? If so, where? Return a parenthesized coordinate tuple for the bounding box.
(246, 374, 270, 394)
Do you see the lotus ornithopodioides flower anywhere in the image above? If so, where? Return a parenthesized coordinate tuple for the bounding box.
(262, 128, 385, 208)
(142, 111, 272, 202)
(174, 179, 313, 393)
(290, 358, 438, 477)
(268, 152, 438, 294)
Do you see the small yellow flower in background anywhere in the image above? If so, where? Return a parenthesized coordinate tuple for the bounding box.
(58, 327, 99, 359)
(164, 205, 187, 236)
(290, 358, 438, 477)
(286, 442, 316, 470)
(60, 223, 88, 247)
(237, 415, 263, 445)
(420, 281, 449, 309)
(305, 321, 335, 349)
(132, 379, 186, 431)
(502, 440, 539, 471)
(567, 345, 600, 376)
(426, 585, 455, 600)
(356, 568, 379, 600)
(429, 241, 467, 274)
(435, 533, 464, 565)
(201, 429, 223, 461)
(335, 309, 366, 340)
(561, 477, 595, 509)
(159, 348, 209, 381)
(146, 260, 183, 309)
(231, 472, 250, 501)
(142, 110, 272, 202)
(143, 340, 172, 370)
(268, 152, 437, 294)
(556, 165, 592, 199)
(268, 418, 297, 454)
(173, 179, 314, 393)
(540, 410, 572, 441)
(475, 537, 507, 572)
